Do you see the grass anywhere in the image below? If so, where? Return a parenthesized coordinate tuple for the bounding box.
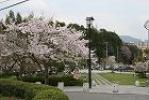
(0, 94, 21, 100)
(99, 72, 149, 86)
(0, 95, 8, 100)
(81, 73, 88, 83)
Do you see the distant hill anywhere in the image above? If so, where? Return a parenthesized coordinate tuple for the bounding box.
(120, 35, 142, 43)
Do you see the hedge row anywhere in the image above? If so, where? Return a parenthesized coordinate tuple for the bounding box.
(0, 79, 69, 100)
(21, 75, 83, 86)
(0, 72, 16, 78)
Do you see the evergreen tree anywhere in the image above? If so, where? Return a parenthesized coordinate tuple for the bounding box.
(84, 28, 123, 64)
(48, 21, 54, 27)
(5, 10, 16, 24)
(9, 10, 15, 23)
(5, 15, 10, 24)
(67, 23, 85, 32)
(16, 13, 22, 24)
(27, 12, 34, 20)
(55, 21, 66, 27)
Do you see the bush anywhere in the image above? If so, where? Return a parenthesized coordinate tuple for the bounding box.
(0, 72, 16, 78)
(21, 75, 45, 84)
(0, 79, 69, 100)
(137, 73, 146, 78)
(48, 75, 83, 86)
(21, 75, 83, 86)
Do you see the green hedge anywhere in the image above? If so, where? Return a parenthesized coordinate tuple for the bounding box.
(136, 73, 146, 78)
(0, 72, 16, 78)
(0, 79, 69, 100)
(21, 75, 83, 86)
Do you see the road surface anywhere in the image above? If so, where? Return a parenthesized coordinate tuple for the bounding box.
(66, 92, 149, 100)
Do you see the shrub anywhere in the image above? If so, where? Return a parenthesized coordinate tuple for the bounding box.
(0, 79, 69, 100)
(137, 72, 146, 78)
(21, 75, 45, 84)
(48, 75, 83, 86)
(0, 72, 16, 78)
(21, 75, 83, 86)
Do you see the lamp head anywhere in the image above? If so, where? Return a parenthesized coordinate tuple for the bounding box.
(144, 20, 149, 30)
(86, 17, 94, 26)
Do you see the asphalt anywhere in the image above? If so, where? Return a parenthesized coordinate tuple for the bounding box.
(66, 92, 149, 100)
(64, 85, 149, 95)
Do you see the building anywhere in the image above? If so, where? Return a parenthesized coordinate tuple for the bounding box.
(136, 42, 149, 50)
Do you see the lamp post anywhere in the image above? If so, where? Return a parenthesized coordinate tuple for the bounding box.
(144, 20, 149, 48)
(86, 17, 94, 89)
(104, 42, 108, 69)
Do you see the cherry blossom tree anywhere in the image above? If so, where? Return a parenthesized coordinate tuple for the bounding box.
(0, 18, 88, 84)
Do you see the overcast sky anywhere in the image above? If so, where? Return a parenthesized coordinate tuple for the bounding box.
(0, 0, 149, 41)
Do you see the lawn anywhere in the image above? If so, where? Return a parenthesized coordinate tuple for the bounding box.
(81, 73, 88, 83)
(0, 94, 21, 100)
(99, 72, 149, 86)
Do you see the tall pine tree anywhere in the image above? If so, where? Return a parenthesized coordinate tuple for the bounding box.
(16, 13, 22, 24)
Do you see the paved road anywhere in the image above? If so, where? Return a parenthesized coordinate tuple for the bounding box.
(64, 85, 149, 95)
(66, 92, 149, 100)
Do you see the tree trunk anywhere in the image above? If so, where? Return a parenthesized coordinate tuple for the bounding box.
(44, 65, 49, 85)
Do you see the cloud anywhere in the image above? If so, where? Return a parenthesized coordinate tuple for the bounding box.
(0, 0, 149, 40)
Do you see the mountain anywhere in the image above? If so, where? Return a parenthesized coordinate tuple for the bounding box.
(120, 35, 142, 43)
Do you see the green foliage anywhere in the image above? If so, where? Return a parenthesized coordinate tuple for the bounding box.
(9, 10, 15, 23)
(48, 21, 54, 27)
(0, 79, 69, 100)
(144, 48, 149, 55)
(144, 48, 149, 59)
(5, 10, 16, 24)
(67, 23, 85, 32)
(20, 75, 83, 86)
(16, 13, 22, 25)
(5, 11, 24, 25)
(120, 46, 132, 64)
(84, 28, 122, 63)
(5, 15, 10, 24)
(55, 21, 66, 27)
(133, 50, 143, 62)
(136, 73, 146, 78)
(128, 45, 141, 58)
(0, 21, 7, 32)
(0, 72, 16, 79)
(122, 44, 142, 64)
(48, 75, 83, 86)
(51, 60, 65, 72)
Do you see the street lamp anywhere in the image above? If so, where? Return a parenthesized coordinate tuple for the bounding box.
(103, 42, 108, 70)
(144, 20, 149, 48)
(86, 17, 94, 89)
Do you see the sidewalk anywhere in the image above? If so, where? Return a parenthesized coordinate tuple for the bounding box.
(64, 85, 149, 95)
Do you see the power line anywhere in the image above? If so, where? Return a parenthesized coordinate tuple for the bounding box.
(0, 0, 11, 4)
(0, 0, 30, 12)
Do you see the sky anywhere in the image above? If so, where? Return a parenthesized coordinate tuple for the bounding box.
(0, 0, 149, 41)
